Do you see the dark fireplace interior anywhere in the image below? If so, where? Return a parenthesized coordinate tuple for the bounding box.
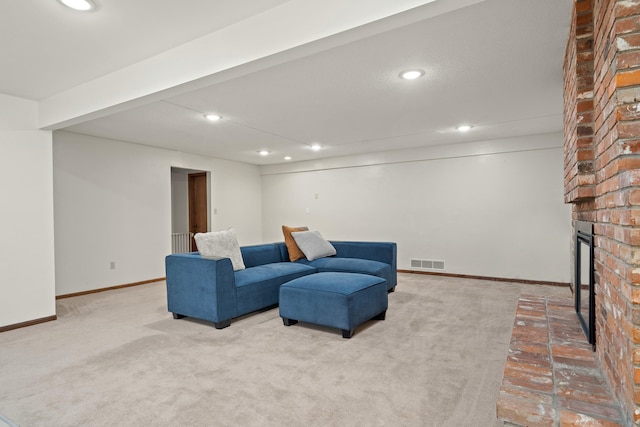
(575, 221, 595, 350)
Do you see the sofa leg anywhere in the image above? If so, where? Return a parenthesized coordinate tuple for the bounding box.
(372, 310, 386, 321)
(172, 313, 185, 319)
(342, 329, 354, 339)
(282, 318, 298, 326)
(214, 320, 231, 329)
(388, 286, 396, 293)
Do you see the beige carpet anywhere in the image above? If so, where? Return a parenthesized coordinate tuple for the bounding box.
(0, 273, 569, 427)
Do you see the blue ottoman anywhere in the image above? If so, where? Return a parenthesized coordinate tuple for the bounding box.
(279, 272, 388, 338)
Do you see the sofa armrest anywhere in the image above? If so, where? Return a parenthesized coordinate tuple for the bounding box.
(329, 241, 397, 286)
(165, 253, 237, 326)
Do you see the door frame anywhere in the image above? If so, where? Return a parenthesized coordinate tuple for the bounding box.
(188, 172, 208, 250)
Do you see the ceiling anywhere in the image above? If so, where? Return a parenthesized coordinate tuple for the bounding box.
(2, 0, 573, 165)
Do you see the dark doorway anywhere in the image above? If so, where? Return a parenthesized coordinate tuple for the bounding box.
(188, 172, 208, 250)
(575, 221, 595, 350)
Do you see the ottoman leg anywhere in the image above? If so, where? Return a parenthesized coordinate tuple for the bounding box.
(342, 329, 354, 339)
(372, 310, 386, 321)
(172, 313, 185, 319)
(214, 320, 231, 329)
(283, 318, 298, 326)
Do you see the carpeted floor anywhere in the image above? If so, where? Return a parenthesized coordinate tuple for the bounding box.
(0, 273, 569, 427)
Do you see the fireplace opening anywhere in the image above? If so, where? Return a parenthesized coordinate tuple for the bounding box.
(575, 221, 595, 350)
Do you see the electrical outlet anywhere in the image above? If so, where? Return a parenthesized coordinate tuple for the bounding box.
(110, 261, 116, 270)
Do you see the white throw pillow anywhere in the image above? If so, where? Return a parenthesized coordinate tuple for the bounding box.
(194, 228, 245, 271)
(291, 230, 336, 261)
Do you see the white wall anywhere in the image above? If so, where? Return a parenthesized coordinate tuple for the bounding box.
(51, 129, 569, 297)
(261, 133, 571, 283)
(53, 131, 262, 295)
(0, 93, 56, 328)
(170, 169, 189, 234)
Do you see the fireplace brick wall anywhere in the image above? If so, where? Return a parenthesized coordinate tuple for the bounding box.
(564, 0, 640, 423)
(564, 0, 596, 207)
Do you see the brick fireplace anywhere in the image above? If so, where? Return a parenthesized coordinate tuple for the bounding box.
(564, 0, 640, 423)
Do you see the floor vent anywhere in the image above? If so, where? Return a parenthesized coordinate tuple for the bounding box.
(410, 259, 445, 271)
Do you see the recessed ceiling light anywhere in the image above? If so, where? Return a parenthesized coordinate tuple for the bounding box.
(204, 114, 222, 121)
(456, 125, 473, 132)
(259, 150, 270, 156)
(400, 69, 425, 80)
(284, 156, 292, 161)
(58, 0, 96, 11)
(310, 144, 322, 151)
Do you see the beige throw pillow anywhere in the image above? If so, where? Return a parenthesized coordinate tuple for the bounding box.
(194, 228, 245, 271)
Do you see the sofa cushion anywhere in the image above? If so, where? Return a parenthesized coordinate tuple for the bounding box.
(282, 225, 308, 262)
(234, 263, 317, 314)
(241, 243, 285, 268)
(194, 228, 245, 271)
(291, 230, 336, 261)
(298, 257, 393, 288)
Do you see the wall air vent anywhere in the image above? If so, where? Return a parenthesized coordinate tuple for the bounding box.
(410, 259, 445, 271)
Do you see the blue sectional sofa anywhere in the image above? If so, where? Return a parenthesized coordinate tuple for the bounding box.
(165, 241, 397, 329)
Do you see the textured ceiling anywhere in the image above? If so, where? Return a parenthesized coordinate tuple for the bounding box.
(0, 0, 290, 100)
(2, 0, 573, 165)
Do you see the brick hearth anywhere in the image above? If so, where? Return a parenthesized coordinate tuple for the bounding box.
(496, 295, 624, 426)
